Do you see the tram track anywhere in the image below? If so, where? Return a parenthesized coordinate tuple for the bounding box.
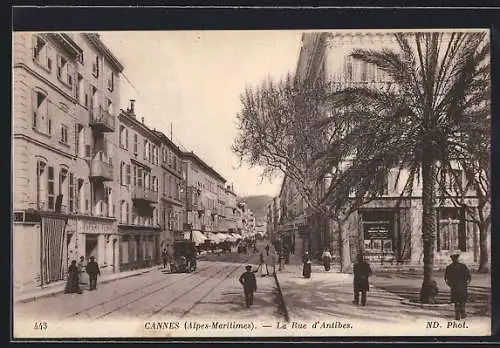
(50, 262, 213, 328)
(53, 254, 256, 325)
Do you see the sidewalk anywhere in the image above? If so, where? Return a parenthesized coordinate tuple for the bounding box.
(274, 254, 490, 336)
(14, 265, 158, 304)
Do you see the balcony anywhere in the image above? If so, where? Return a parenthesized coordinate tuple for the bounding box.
(89, 106, 115, 132)
(132, 186, 158, 203)
(90, 152, 113, 181)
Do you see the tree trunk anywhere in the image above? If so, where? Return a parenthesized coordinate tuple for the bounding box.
(420, 154, 438, 304)
(478, 222, 490, 273)
(336, 216, 352, 273)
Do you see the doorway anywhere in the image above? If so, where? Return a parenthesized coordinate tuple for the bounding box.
(86, 235, 98, 259)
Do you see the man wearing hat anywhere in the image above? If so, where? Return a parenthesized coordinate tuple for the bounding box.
(239, 265, 257, 308)
(86, 256, 101, 291)
(445, 250, 471, 320)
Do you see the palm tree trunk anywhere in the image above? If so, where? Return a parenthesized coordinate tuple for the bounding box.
(420, 154, 438, 304)
(478, 222, 489, 273)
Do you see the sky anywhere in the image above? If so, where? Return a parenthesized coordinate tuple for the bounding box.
(100, 31, 302, 198)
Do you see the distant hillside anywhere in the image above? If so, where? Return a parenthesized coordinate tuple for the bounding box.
(239, 195, 273, 219)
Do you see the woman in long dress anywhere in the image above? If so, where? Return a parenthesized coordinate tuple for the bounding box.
(64, 260, 83, 294)
(302, 251, 312, 278)
(322, 248, 332, 271)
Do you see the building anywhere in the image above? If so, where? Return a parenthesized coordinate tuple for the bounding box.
(182, 151, 227, 237)
(220, 184, 241, 234)
(154, 130, 186, 246)
(291, 31, 489, 267)
(115, 101, 162, 271)
(13, 32, 124, 292)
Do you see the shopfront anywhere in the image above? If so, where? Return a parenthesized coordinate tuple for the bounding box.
(66, 215, 118, 275)
(361, 210, 396, 263)
(118, 225, 161, 271)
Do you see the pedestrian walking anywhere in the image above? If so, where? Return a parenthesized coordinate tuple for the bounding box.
(64, 260, 83, 294)
(239, 265, 257, 308)
(271, 251, 277, 274)
(265, 244, 270, 256)
(166, 244, 174, 272)
(353, 253, 372, 306)
(322, 248, 332, 271)
(162, 248, 168, 269)
(86, 256, 101, 291)
(302, 251, 312, 278)
(290, 242, 295, 255)
(445, 250, 471, 320)
(256, 252, 267, 277)
(77, 256, 87, 285)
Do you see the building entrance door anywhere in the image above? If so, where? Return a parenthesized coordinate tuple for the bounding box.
(85, 235, 98, 259)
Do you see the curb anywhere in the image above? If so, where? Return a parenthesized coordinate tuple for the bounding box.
(273, 272, 290, 323)
(15, 268, 156, 304)
(400, 299, 451, 308)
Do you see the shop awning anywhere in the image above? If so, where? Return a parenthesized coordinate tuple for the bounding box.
(207, 232, 220, 243)
(192, 230, 207, 246)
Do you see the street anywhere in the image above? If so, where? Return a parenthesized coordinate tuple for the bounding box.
(14, 242, 283, 338)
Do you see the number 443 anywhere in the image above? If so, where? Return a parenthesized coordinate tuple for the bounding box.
(33, 322, 47, 330)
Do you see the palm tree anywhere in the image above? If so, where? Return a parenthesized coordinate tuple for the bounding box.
(320, 32, 490, 303)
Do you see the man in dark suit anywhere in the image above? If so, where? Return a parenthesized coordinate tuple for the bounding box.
(239, 265, 257, 308)
(445, 250, 471, 320)
(86, 256, 101, 291)
(353, 253, 372, 306)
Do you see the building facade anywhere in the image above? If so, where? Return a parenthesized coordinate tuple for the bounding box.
(115, 101, 163, 271)
(182, 152, 227, 235)
(286, 31, 490, 268)
(154, 130, 186, 246)
(13, 32, 124, 291)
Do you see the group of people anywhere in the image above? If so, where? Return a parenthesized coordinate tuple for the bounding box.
(302, 248, 472, 318)
(64, 255, 101, 294)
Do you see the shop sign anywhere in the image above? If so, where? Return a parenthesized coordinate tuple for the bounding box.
(83, 220, 115, 234)
(364, 222, 391, 240)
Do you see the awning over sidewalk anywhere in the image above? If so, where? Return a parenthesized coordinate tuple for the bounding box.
(183, 230, 206, 246)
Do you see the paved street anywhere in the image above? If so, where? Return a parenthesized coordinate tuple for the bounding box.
(14, 246, 284, 338)
(274, 255, 491, 336)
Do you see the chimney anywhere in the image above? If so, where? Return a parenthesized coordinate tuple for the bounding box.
(129, 99, 135, 115)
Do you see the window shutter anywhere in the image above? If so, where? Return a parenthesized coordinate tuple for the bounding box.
(67, 63, 74, 86)
(31, 35, 37, 59)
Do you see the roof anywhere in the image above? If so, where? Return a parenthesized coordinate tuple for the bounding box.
(118, 109, 162, 143)
(84, 33, 124, 73)
(153, 130, 183, 155)
(182, 151, 226, 183)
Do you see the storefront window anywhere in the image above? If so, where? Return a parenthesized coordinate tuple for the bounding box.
(362, 210, 395, 257)
(437, 207, 466, 252)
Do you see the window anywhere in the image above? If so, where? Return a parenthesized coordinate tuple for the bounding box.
(120, 200, 127, 223)
(143, 140, 149, 161)
(119, 125, 128, 149)
(36, 160, 47, 208)
(76, 74, 85, 104)
(92, 55, 99, 77)
(444, 169, 463, 193)
(376, 171, 389, 196)
(168, 175, 172, 197)
(137, 168, 143, 187)
(90, 85, 98, 109)
(437, 207, 466, 252)
(77, 52, 84, 65)
(107, 99, 113, 115)
(69, 173, 74, 212)
(59, 168, 68, 212)
(32, 35, 52, 71)
(107, 70, 114, 91)
(32, 90, 51, 135)
(126, 164, 131, 185)
(163, 173, 167, 195)
(60, 124, 68, 144)
(120, 162, 125, 185)
(47, 166, 55, 210)
(361, 62, 368, 82)
(132, 165, 137, 186)
(56, 55, 74, 87)
(133, 134, 138, 154)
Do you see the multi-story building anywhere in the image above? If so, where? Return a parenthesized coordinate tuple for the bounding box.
(115, 101, 162, 271)
(154, 130, 185, 245)
(182, 151, 226, 236)
(219, 184, 240, 234)
(292, 31, 489, 267)
(13, 32, 124, 292)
